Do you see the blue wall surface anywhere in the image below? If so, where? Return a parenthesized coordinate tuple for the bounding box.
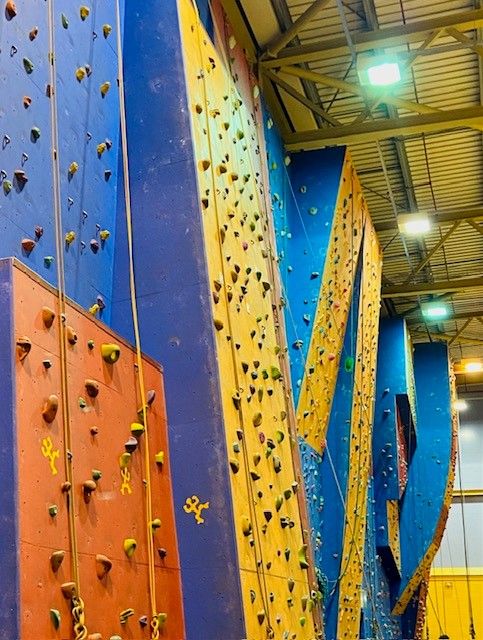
(110, 1, 245, 638)
(0, 0, 120, 318)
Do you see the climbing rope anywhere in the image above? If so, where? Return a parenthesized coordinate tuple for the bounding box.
(46, 1, 88, 638)
(114, 1, 159, 637)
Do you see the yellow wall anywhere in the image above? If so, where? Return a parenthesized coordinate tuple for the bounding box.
(179, 1, 320, 638)
(427, 569, 483, 639)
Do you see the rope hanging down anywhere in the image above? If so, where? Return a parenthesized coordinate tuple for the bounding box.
(114, 1, 160, 638)
(47, 0, 87, 637)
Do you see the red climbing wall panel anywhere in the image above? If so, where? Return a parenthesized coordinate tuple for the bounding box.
(11, 261, 184, 639)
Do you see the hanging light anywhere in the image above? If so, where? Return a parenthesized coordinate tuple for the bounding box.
(357, 53, 402, 87)
(454, 399, 468, 412)
(464, 361, 483, 373)
(421, 302, 448, 319)
(398, 212, 431, 235)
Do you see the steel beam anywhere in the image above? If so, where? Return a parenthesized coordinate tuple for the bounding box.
(262, 69, 340, 125)
(375, 206, 483, 232)
(448, 317, 474, 345)
(260, 8, 483, 67)
(411, 330, 483, 346)
(468, 219, 483, 236)
(446, 27, 483, 58)
(381, 276, 483, 298)
(284, 105, 483, 150)
(402, 220, 462, 284)
(279, 65, 438, 115)
(407, 310, 483, 324)
(265, 0, 331, 57)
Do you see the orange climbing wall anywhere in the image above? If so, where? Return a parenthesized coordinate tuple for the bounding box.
(11, 261, 184, 639)
(296, 155, 366, 450)
(336, 221, 382, 639)
(179, 1, 319, 638)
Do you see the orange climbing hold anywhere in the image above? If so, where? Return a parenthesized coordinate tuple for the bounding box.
(42, 395, 59, 423)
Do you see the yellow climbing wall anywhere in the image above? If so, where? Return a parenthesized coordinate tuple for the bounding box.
(336, 221, 382, 639)
(296, 156, 366, 450)
(180, 1, 319, 638)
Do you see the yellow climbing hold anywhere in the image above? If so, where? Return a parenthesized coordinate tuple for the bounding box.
(154, 451, 165, 465)
(123, 538, 137, 558)
(79, 5, 90, 20)
(99, 229, 110, 241)
(101, 343, 120, 363)
(130, 422, 145, 436)
(100, 81, 111, 96)
(103, 24, 112, 38)
(119, 452, 131, 469)
(75, 67, 86, 82)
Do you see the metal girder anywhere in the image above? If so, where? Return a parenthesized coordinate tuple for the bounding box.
(260, 8, 483, 67)
(265, 0, 331, 57)
(448, 317, 474, 345)
(381, 276, 483, 298)
(279, 65, 438, 115)
(407, 310, 483, 324)
(402, 220, 462, 284)
(411, 330, 483, 346)
(468, 219, 483, 236)
(446, 26, 483, 57)
(262, 69, 340, 125)
(375, 206, 483, 232)
(284, 105, 483, 150)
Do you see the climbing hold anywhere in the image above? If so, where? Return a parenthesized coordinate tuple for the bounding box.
(90, 426, 99, 436)
(241, 515, 252, 536)
(3, 180, 12, 195)
(298, 544, 309, 569)
(44, 256, 55, 266)
(21, 239, 36, 253)
(43, 359, 52, 369)
(23, 96, 32, 108)
(34, 225, 43, 239)
(61, 12, 69, 28)
(273, 456, 281, 473)
(103, 23, 112, 38)
(92, 469, 102, 481)
(5, 0, 16, 18)
(42, 395, 59, 423)
(30, 127, 41, 143)
(90, 239, 100, 253)
(252, 412, 262, 427)
(29, 26, 39, 41)
(87, 339, 95, 350)
(48, 504, 58, 517)
(124, 436, 138, 453)
(131, 422, 145, 437)
(88, 303, 100, 316)
(139, 615, 148, 627)
(100, 81, 111, 97)
(120, 608, 134, 625)
(68, 162, 79, 177)
(101, 343, 120, 363)
(344, 356, 354, 372)
(119, 452, 131, 470)
(50, 550, 65, 572)
(95, 554, 112, 579)
(287, 577, 295, 592)
(213, 318, 224, 331)
(79, 5, 90, 20)
(270, 365, 281, 380)
(97, 142, 107, 157)
(82, 480, 97, 503)
(257, 610, 266, 625)
(308, 207, 318, 215)
(66, 325, 77, 345)
(23, 58, 34, 74)
(87, 635, 102, 640)
(14, 170, 28, 188)
(85, 379, 99, 398)
(199, 159, 211, 171)
(275, 429, 284, 443)
(229, 459, 239, 473)
(61, 582, 77, 599)
(50, 609, 61, 629)
(154, 451, 165, 466)
(65, 231, 76, 245)
(275, 495, 283, 511)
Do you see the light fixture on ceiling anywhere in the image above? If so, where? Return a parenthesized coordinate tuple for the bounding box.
(464, 361, 483, 373)
(421, 302, 448, 319)
(357, 54, 402, 87)
(398, 212, 431, 235)
(454, 399, 468, 412)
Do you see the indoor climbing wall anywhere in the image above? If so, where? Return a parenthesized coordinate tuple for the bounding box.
(0, 259, 184, 639)
(179, 1, 320, 638)
(0, 0, 120, 316)
(373, 321, 456, 640)
(264, 115, 384, 640)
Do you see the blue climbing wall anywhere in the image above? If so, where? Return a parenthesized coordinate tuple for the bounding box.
(110, 1, 245, 638)
(264, 120, 345, 403)
(0, 0, 120, 319)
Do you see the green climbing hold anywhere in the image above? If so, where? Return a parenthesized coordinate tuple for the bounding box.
(275, 495, 283, 511)
(123, 538, 137, 557)
(48, 504, 58, 517)
(150, 518, 162, 530)
(3, 180, 12, 195)
(91, 469, 102, 481)
(275, 430, 285, 443)
(31, 127, 41, 141)
(50, 609, 61, 629)
(252, 412, 262, 427)
(344, 356, 355, 372)
(23, 58, 34, 74)
(61, 13, 68, 28)
(270, 365, 281, 380)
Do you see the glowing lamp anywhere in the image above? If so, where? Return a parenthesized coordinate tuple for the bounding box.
(453, 399, 468, 412)
(357, 54, 402, 87)
(464, 361, 483, 373)
(421, 303, 448, 319)
(398, 213, 431, 235)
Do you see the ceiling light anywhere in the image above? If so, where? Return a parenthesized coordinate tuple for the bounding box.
(398, 213, 431, 235)
(422, 303, 448, 319)
(454, 399, 468, 412)
(367, 62, 401, 86)
(357, 54, 402, 87)
(464, 361, 483, 373)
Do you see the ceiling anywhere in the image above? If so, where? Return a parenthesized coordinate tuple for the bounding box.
(221, 0, 483, 390)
